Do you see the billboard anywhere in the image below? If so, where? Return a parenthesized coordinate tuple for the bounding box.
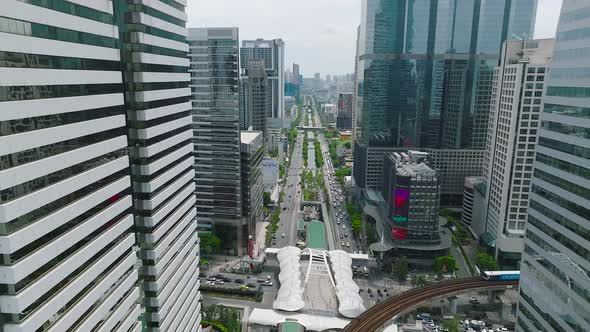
(392, 227, 407, 240)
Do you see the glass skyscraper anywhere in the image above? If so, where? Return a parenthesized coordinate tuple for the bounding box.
(188, 28, 244, 254)
(517, 0, 590, 331)
(353, 0, 537, 204)
(0, 0, 200, 330)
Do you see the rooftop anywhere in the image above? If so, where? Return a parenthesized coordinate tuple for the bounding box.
(307, 221, 326, 249)
(241, 131, 262, 144)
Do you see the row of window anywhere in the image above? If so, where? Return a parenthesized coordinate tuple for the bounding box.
(0, 83, 122, 102)
(536, 152, 590, 180)
(539, 137, 590, 159)
(532, 184, 590, 220)
(18, 0, 114, 24)
(0, 16, 118, 48)
(0, 51, 120, 71)
(128, 4, 185, 27)
(544, 103, 590, 119)
(547, 86, 590, 98)
(1, 105, 124, 137)
(530, 200, 590, 243)
(0, 128, 126, 171)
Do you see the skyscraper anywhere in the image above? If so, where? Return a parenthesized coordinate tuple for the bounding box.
(0, 2, 139, 330)
(0, 1, 200, 330)
(240, 60, 270, 134)
(240, 38, 285, 119)
(517, 1, 590, 331)
(240, 131, 265, 256)
(337, 93, 353, 129)
(188, 28, 243, 252)
(480, 39, 554, 268)
(353, 0, 538, 205)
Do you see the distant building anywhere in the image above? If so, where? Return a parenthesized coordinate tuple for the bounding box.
(188, 27, 242, 244)
(241, 38, 285, 119)
(372, 151, 451, 265)
(336, 93, 353, 130)
(481, 38, 554, 268)
(241, 131, 265, 253)
(262, 158, 280, 193)
(461, 177, 484, 227)
(323, 103, 338, 123)
(240, 60, 270, 136)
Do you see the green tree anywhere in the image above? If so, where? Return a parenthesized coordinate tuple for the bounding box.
(200, 233, 221, 255)
(335, 167, 352, 177)
(263, 192, 271, 207)
(442, 317, 460, 332)
(343, 141, 352, 149)
(202, 304, 241, 332)
(392, 256, 409, 282)
(434, 256, 459, 274)
(476, 252, 500, 271)
(411, 275, 428, 288)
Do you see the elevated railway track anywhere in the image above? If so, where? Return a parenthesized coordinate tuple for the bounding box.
(343, 277, 518, 332)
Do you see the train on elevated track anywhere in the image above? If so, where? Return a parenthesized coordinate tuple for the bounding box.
(481, 270, 520, 281)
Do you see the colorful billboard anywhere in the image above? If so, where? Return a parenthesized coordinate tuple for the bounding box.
(393, 188, 409, 222)
(392, 227, 407, 240)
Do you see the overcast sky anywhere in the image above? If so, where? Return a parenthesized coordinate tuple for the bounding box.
(187, 0, 562, 77)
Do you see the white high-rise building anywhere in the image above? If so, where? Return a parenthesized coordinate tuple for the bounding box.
(517, 0, 590, 330)
(0, 1, 200, 331)
(481, 38, 554, 268)
(0, 1, 139, 331)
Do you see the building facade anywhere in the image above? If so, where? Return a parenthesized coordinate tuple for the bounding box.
(481, 39, 554, 268)
(240, 38, 285, 119)
(188, 28, 242, 243)
(241, 131, 265, 255)
(375, 151, 450, 264)
(336, 93, 353, 129)
(353, 0, 538, 205)
(517, 1, 590, 331)
(240, 60, 270, 133)
(0, 0, 200, 331)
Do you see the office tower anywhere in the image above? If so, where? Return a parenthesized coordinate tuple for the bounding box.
(240, 131, 265, 256)
(336, 93, 353, 129)
(240, 38, 285, 119)
(293, 63, 300, 82)
(480, 39, 554, 268)
(240, 60, 270, 135)
(461, 177, 484, 227)
(353, 0, 537, 205)
(517, 1, 590, 331)
(379, 151, 450, 262)
(188, 28, 242, 251)
(0, 1, 141, 330)
(121, 1, 201, 329)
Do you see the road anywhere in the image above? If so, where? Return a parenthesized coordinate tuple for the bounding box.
(272, 132, 304, 248)
(315, 109, 361, 253)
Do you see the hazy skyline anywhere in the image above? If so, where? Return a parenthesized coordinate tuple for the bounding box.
(188, 0, 562, 76)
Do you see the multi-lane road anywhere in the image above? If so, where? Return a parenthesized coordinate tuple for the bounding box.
(272, 132, 304, 248)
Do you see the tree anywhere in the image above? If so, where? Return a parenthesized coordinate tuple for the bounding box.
(434, 256, 459, 274)
(335, 167, 352, 177)
(476, 252, 500, 271)
(411, 275, 427, 288)
(200, 233, 221, 255)
(392, 256, 409, 282)
(262, 192, 271, 207)
(202, 304, 241, 332)
(442, 318, 460, 332)
(343, 141, 352, 149)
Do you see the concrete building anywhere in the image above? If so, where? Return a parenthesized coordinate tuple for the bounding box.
(517, 1, 590, 331)
(336, 93, 353, 129)
(240, 60, 270, 134)
(262, 158, 280, 193)
(461, 177, 484, 227)
(0, 1, 200, 331)
(241, 131, 265, 255)
(241, 38, 285, 119)
(370, 151, 451, 265)
(353, 0, 538, 206)
(480, 39, 554, 268)
(188, 28, 242, 244)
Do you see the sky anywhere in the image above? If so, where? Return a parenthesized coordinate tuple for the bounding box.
(187, 0, 562, 77)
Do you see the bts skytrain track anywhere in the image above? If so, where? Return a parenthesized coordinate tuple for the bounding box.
(343, 277, 519, 332)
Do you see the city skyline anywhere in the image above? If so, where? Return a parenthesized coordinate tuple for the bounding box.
(188, 0, 562, 75)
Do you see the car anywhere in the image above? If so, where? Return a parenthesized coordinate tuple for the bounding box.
(341, 241, 345, 246)
(272, 240, 276, 245)
(469, 297, 480, 304)
(495, 328, 508, 332)
(215, 280, 224, 285)
(345, 232, 349, 237)
(262, 281, 273, 286)
(346, 242, 350, 247)
(235, 279, 244, 284)
(205, 281, 215, 286)
(213, 274, 224, 279)
(342, 225, 346, 230)
(199, 273, 207, 278)
(337, 220, 341, 225)
(282, 207, 287, 211)
(281, 232, 286, 238)
(340, 234, 343, 239)
(247, 283, 256, 288)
